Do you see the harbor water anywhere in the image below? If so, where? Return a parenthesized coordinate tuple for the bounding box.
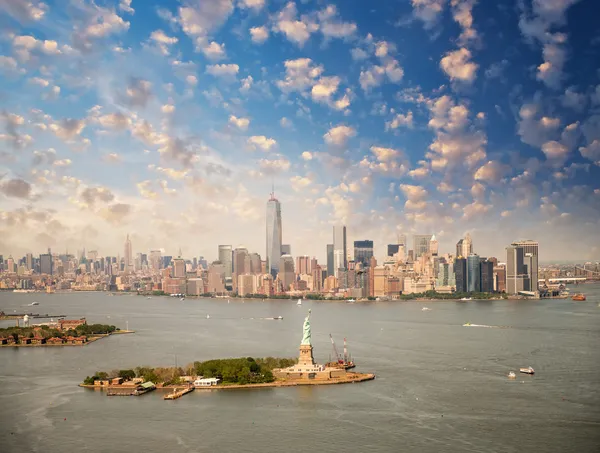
(1, 286, 599, 452)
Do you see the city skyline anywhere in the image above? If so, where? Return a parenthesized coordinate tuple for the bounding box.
(1, 1, 599, 262)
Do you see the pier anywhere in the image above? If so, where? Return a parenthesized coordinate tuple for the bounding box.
(0, 313, 67, 320)
(164, 386, 194, 400)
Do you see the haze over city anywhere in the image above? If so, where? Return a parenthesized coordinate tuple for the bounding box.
(1, 0, 599, 262)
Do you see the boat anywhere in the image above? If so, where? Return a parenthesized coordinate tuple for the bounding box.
(297, 299, 302, 306)
(274, 316, 283, 320)
(346, 298, 356, 303)
(146, 296, 152, 299)
(29, 302, 39, 306)
(206, 314, 210, 319)
(519, 366, 535, 375)
(421, 307, 431, 311)
(508, 372, 516, 379)
(460, 297, 472, 301)
(463, 322, 471, 326)
(572, 293, 586, 301)
(179, 298, 185, 301)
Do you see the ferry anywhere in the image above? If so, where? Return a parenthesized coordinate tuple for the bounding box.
(519, 366, 535, 375)
(346, 298, 356, 303)
(460, 297, 472, 301)
(572, 293, 586, 301)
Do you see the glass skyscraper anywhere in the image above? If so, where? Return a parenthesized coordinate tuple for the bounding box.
(467, 254, 481, 292)
(354, 240, 373, 266)
(266, 193, 282, 278)
(333, 225, 347, 278)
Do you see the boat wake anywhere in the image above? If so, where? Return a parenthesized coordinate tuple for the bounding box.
(462, 323, 507, 328)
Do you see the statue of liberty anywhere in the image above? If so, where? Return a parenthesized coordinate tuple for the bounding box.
(301, 309, 312, 345)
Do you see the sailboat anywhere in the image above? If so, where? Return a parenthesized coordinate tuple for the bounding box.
(297, 299, 302, 306)
(206, 314, 210, 319)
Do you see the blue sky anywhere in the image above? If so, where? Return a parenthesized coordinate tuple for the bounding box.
(0, 0, 599, 262)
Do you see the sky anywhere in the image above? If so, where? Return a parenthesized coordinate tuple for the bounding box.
(0, 0, 599, 263)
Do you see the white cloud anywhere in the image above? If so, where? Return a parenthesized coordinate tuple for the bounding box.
(119, 0, 134, 14)
(411, 0, 446, 29)
(229, 115, 250, 131)
(400, 184, 428, 201)
(29, 77, 50, 87)
(463, 201, 491, 219)
(440, 48, 478, 83)
(474, 160, 508, 183)
(351, 48, 368, 61)
(324, 125, 356, 147)
(240, 75, 253, 93)
(201, 41, 226, 60)
(301, 151, 313, 160)
(541, 140, 569, 164)
(0, 0, 47, 22)
(150, 29, 178, 45)
(318, 5, 357, 39)
(277, 58, 323, 93)
(248, 135, 277, 151)
(206, 63, 239, 78)
(579, 140, 600, 164)
(359, 59, 404, 92)
(250, 26, 269, 44)
(161, 104, 175, 114)
(178, 0, 234, 43)
(0, 56, 19, 73)
(290, 175, 313, 191)
(561, 86, 586, 112)
(186, 75, 198, 86)
(452, 0, 478, 46)
(371, 146, 401, 162)
(280, 117, 293, 129)
(386, 111, 414, 130)
(239, 0, 265, 10)
(272, 2, 317, 47)
(259, 157, 291, 173)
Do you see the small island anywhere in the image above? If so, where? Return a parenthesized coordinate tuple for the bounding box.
(80, 310, 374, 396)
(0, 318, 133, 347)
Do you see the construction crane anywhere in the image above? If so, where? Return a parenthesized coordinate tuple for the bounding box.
(329, 334, 343, 364)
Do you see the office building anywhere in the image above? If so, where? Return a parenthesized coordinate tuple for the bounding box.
(326, 244, 334, 276)
(506, 245, 527, 294)
(455, 257, 467, 292)
(333, 225, 347, 278)
(512, 240, 538, 292)
(413, 234, 432, 259)
(456, 233, 473, 258)
(26, 253, 33, 271)
(279, 254, 295, 291)
(124, 234, 132, 272)
(149, 250, 162, 272)
(467, 254, 481, 292)
(429, 234, 438, 256)
(296, 255, 310, 275)
(40, 253, 53, 275)
(233, 247, 249, 277)
(354, 240, 374, 266)
(173, 258, 185, 278)
(218, 245, 233, 280)
(387, 244, 400, 258)
(266, 191, 282, 278)
(480, 259, 494, 292)
(281, 244, 291, 255)
(249, 253, 262, 274)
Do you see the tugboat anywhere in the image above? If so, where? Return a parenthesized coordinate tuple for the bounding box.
(572, 293, 586, 301)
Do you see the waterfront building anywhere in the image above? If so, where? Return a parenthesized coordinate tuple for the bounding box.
(266, 192, 282, 278)
(467, 254, 481, 292)
(249, 253, 261, 274)
(455, 257, 467, 292)
(149, 250, 162, 272)
(311, 265, 323, 292)
(279, 254, 295, 291)
(403, 277, 433, 294)
(493, 265, 506, 292)
(506, 245, 527, 294)
(207, 262, 226, 294)
(354, 240, 374, 266)
(218, 245, 233, 288)
(186, 278, 204, 296)
(480, 259, 494, 292)
(324, 275, 338, 292)
(233, 247, 249, 277)
(524, 253, 538, 292)
(237, 274, 256, 296)
(257, 274, 274, 295)
(326, 244, 334, 276)
(413, 234, 432, 259)
(333, 225, 347, 278)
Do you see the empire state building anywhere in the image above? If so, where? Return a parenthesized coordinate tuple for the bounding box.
(266, 191, 282, 278)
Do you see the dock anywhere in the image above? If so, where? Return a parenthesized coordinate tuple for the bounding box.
(0, 313, 67, 320)
(164, 386, 194, 400)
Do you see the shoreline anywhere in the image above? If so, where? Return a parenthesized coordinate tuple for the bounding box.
(0, 330, 135, 348)
(79, 372, 375, 391)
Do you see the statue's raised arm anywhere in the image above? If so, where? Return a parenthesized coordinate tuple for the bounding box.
(301, 309, 312, 345)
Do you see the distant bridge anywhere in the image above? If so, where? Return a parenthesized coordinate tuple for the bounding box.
(547, 277, 587, 283)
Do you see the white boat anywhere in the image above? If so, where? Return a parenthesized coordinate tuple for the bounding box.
(460, 297, 472, 301)
(421, 307, 431, 311)
(346, 299, 356, 303)
(179, 298, 185, 301)
(508, 372, 516, 379)
(206, 314, 210, 319)
(30, 302, 39, 306)
(519, 366, 535, 375)
(273, 316, 283, 320)
(297, 299, 302, 306)
(146, 297, 152, 299)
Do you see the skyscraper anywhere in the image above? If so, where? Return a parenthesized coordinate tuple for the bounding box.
(233, 247, 249, 277)
(413, 234, 432, 259)
(467, 254, 481, 292)
(429, 234, 439, 256)
(124, 234, 132, 272)
(173, 258, 185, 278)
(326, 244, 334, 276)
(218, 245, 233, 285)
(354, 240, 374, 266)
(462, 233, 473, 257)
(149, 250, 162, 272)
(279, 254, 295, 291)
(512, 240, 539, 292)
(387, 244, 400, 258)
(333, 225, 347, 278)
(480, 259, 494, 292)
(455, 257, 467, 292)
(40, 253, 52, 275)
(266, 192, 282, 278)
(506, 245, 526, 294)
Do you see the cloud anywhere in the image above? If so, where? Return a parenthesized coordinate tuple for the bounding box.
(351, 48, 368, 61)
(386, 111, 414, 130)
(561, 86, 586, 112)
(485, 60, 509, 79)
(301, 151, 313, 160)
(137, 180, 158, 199)
(474, 160, 508, 183)
(259, 157, 291, 174)
(104, 153, 121, 164)
(411, 0, 446, 29)
(125, 78, 153, 107)
(100, 203, 132, 225)
(186, 75, 198, 86)
(149, 29, 178, 55)
(324, 125, 356, 147)
(119, 0, 134, 14)
(541, 140, 569, 164)
(247, 135, 277, 151)
(229, 115, 250, 130)
(463, 201, 491, 219)
(206, 63, 239, 79)
(272, 2, 317, 47)
(451, 0, 478, 46)
(250, 26, 269, 44)
(0, 56, 20, 73)
(49, 118, 86, 141)
(317, 5, 357, 39)
(579, 140, 600, 165)
(178, 0, 234, 49)
(440, 48, 478, 83)
(79, 186, 115, 207)
(0, 178, 32, 198)
(371, 146, 402, 162)
(200, 41, 226, 60)
(277, 58, 323, 93)
(0, 0, 47, 22)
(240, 0, 265, 10)
(91, 111, 131, 131)
(280, 117, 293, 129)
(400, 184, 428, 201)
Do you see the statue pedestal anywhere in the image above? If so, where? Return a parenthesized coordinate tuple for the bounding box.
(298, 344, 315, 367)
